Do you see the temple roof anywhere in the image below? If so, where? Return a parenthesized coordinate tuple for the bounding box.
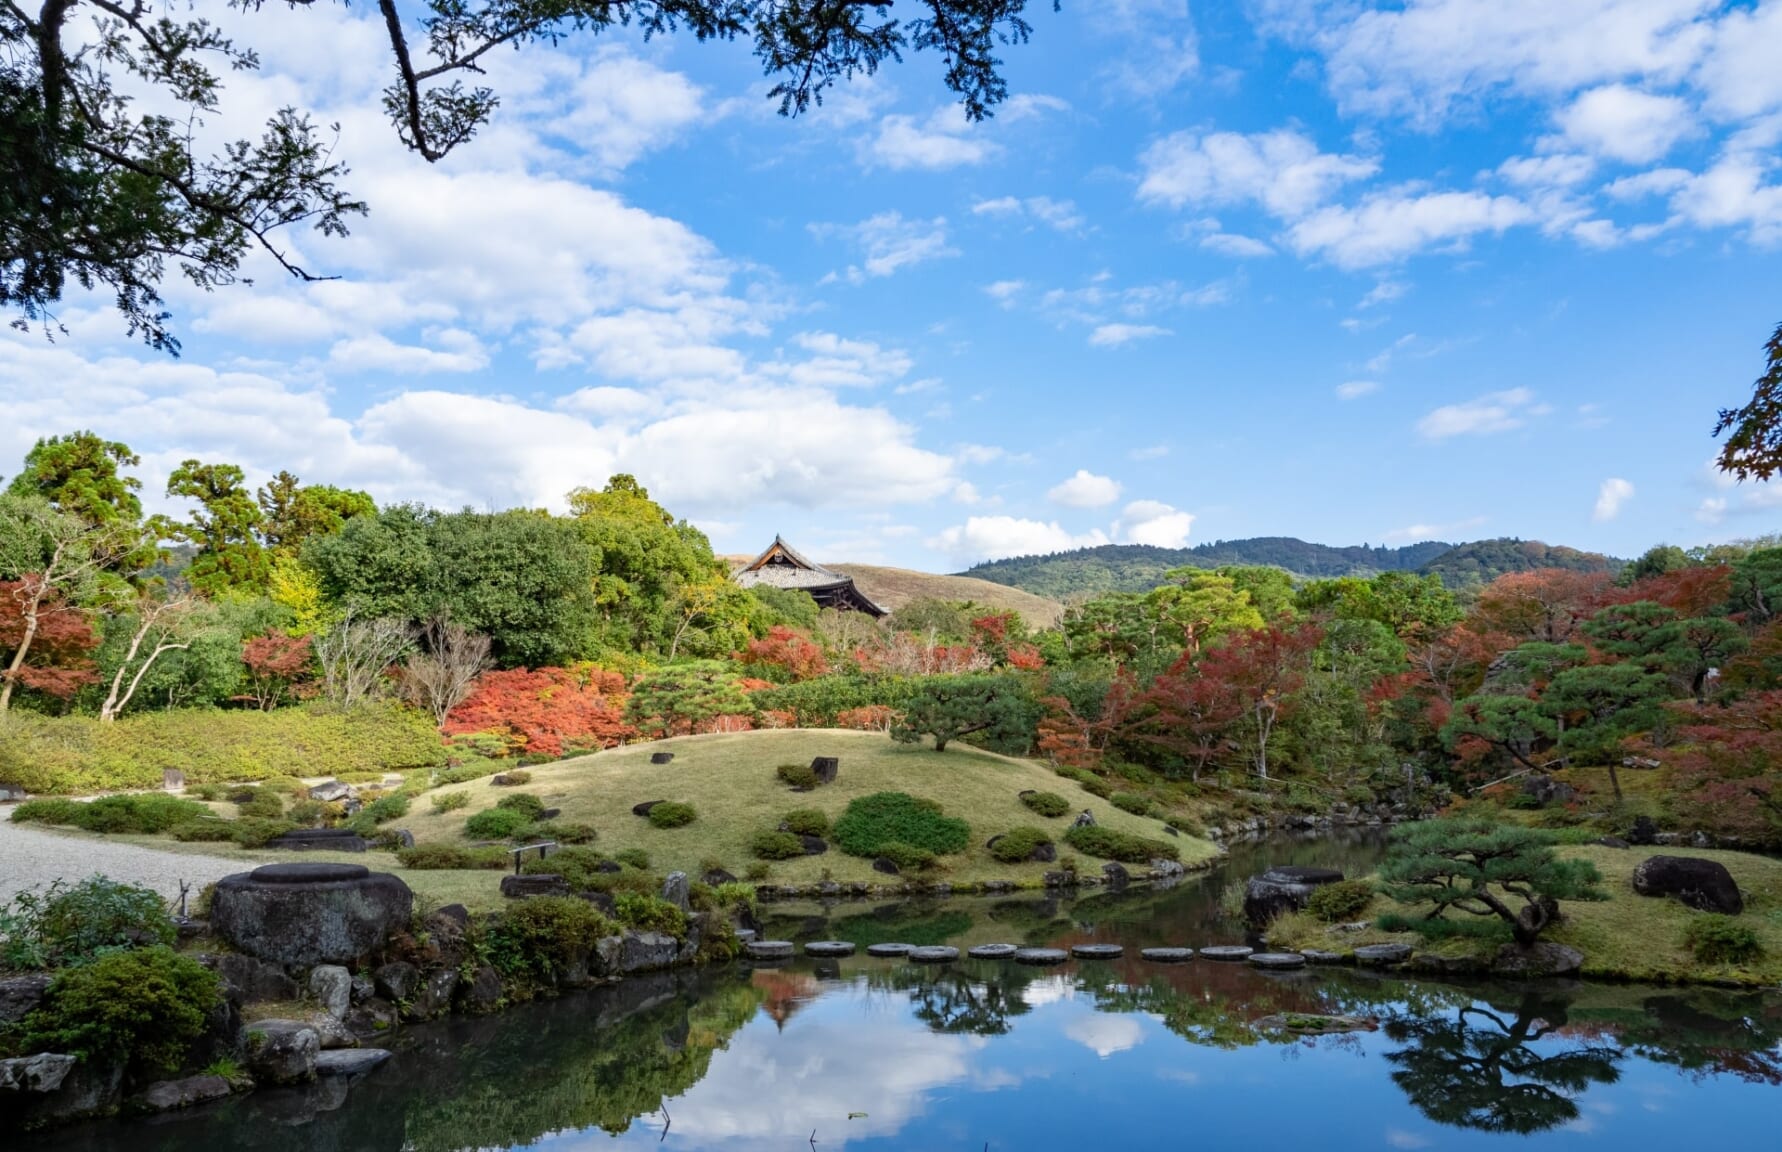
(733, 536, 886, 615)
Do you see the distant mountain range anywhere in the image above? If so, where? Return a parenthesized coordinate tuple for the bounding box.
(955, 537, 1624, 598)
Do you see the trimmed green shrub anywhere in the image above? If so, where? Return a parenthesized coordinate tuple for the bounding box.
(1307, 879, 1375, 922)
(170, 818, 236, 842)
(1062, 824, 1178, 864)
(613, 848, 650, 870)
(751, 831, 806, 860)
(229, 818, 295, 848)
(286, 798, 326, 824)
(776, 762, 819, 789)
(482, 896, 613, 989)
(464, 808, 531, 839)
(524, 820, 596, 845)
(360, 793, 410, 824)
(397, 843, 508, 870)
(257, 776, 307, 796)
(612, 893, 688, 937)
(0, 704, 446, 794)
(781, 808, 829, 837)
(1684, 914, 1763, 965)
(1110, 792, 1153, 817)
(495, 793, 548, 819)
(832, 792, 970, 858)
(0, 876, 175, 970)
(874, 841, 938, 871)
(989, 827, 1054, 864)
(1081, 777, 1113, 800)
(494, 769, 533, 786)
(434, 761, 501, 787)
(1375, 912, 1512, 943)
(431, 790, 471, 814)
(21, 946, 220, 1075)
(1020, 791, 1071, 818)
(521, 846, 607, 890)
(335, 771, 384, 784)
(237, 789, 286, 820)
(10, 798, 83, 826)
(647, 802, 696, 829)
(744, 861, 771, 881)
(17, 793, 217, 835)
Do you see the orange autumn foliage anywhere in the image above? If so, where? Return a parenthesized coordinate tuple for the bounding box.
(444, 665, 636, 757)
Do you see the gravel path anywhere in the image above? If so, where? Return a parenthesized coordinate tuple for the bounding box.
(0, 817, 244, 904)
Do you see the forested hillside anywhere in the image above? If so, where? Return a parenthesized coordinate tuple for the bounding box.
(958, 537, 1620, 597)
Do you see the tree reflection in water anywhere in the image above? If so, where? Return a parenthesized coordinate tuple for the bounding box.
(1383, 992, 1623, 1135)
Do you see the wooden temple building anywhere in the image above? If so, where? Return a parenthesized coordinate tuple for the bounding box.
(732, 536, 886, 617)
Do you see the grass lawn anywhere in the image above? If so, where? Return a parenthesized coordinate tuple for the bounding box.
(1269, 843, 1782, 987)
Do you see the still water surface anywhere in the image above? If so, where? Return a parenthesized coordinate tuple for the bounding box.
(25, 834, 1782, 1151)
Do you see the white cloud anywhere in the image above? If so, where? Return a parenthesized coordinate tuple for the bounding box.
(984, 279, 1026, 307)
(972, 195, 1085, 232)
(1417, 388, 1542, 439)
(1115, 499, 1195, 547)
(1667, 153, 1782, 244)
(1289, 189, 1534, 267)
(1089, 323, 1172, 347)
(1593, 476, 1636, 520)
(863, 107, 995, 170)
(1359, 280, 1408, 307)
(1556, 84, 1696, 163)
(1605, 167, 1693, 199)
(1696, 0, 1782, 119)
(326, 330, 490, 374)
(1097, 0, 1201, 98)
(1049, 469, 1124, 508)
(1498, 153, 1599, 189)
(1200, 233, 1275, 258)
(818, 212, 958, 283)
(927, 516, 1111, 564)
(1138, 129, 1378, 218)
(1384, 515, 1489, 540)
(1065, 1012, 1146, 1058)
(1336, 380, 1381, 399)
(533, 48, 707, 175)
(777, 331, 913, 389)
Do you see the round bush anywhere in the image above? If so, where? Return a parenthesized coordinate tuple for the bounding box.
(875, 841, 938, 871)
(1080, 777, 1114, 800)
(832, 792, 970, 858)
(229, 817, 295, 848)
(1684, 914, 1763, 965)
(1110, 792, 1153, 817)
(361, 793, 410, 824)
(613, 893, 688, 936)
(496, 793, 548, 819)
(464, 807, 532, 839)
(483, 896, 614, 989)
(521, 846, 609, 889)
(1062, 824, 1178, 864)
(613, 848, 651, 870)
(493, 769, 533, 786)
(782, 808, 830, 837)
(21, 946, 221, 1075)
(1307, 879, 1375, 923)
(236, 789, 287, 821)
(526, 820, 597, 845)
(170, 818, 235, 843)
(9, 798, 84, 826)
(751, 830, 807, 860)
(776, 762, 820, 790)
(431, 790, 470, 814)
(647, 801, 697, 829)
(1020, 791, 1071, 818)
(989, 826, 1054, 864)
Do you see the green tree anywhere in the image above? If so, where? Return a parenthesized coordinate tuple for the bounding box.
(625, 661, 753, 736)
(891, 673, 1037, 753)
(256, 471, 376, 556)
(1622, 544, 1690, 585)
(1442, 695, 1556, 773)
(1543, 663, 1676, 798)
(1714, 321, 1782, 481)
(7, 1, 1046, 349)
(1216, 565, 1296, 622)
(5, 431, 142, 525)
(1378, 818, 1606, 947)
(151, 460, 268, 595)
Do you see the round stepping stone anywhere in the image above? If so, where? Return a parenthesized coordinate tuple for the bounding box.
(1354, 943, 1413, 966)
(909, 946, 959, 963)
(1248, 952, 1307, 970)
(1199, 945, 1254, 962)
(744, 940, 795, 960)
(967, 943, 1018, 960)
(1301, 949, 1342, 965)
(866, 942, 915, 958)
(1140, 947, 1195, 963)
(1070, 944, 1124, 960)
(803, 941, 856, 958)
(1013, 947, 1068, 965)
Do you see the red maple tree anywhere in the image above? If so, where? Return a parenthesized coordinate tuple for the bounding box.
(0, 577, 100, 701)
(241, 632, 314, 710)
(444, 665, 636, 758)
(736, 626, 830, 682)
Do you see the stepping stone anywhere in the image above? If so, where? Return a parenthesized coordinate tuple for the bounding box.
(1301, 949, 1343, 965)
(865, 943, 915, 958)
(1013, 948, 1069, 965)
(909, 946, 959, 963)
(1140, 947, 1195, 963)
(1248, 952, 1307, 970)
(967, 944, 1018, 959)
(315, 1048, 391, 1077)
(744, 940, 795, 960)
(1070, 944, 1123, 960)
(803, 941, 856, 958)
(1199, 945, 1254, 962)
(734, 929, 757, 944)
(1354, 943, 1413, 967)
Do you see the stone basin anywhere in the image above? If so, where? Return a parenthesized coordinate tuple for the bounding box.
(211, 863, 411, 967)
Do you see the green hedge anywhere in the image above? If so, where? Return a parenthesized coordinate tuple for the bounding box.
(0, 704, 446, 794)
(1062, 824, 1178, 864)
(832, 792, 970, 858)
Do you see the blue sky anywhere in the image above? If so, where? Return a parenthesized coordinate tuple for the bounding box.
(6, 1, 1782, 569)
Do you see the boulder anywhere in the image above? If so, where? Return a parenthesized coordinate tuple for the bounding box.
(1, 1057, 122, 1128)
(434, 903, 470, 926)
(344, 997, 398, 1040)
(1627, 815, 1659, 846)
(631, 800, 665, 817)
(602, 931, 681, 974)
(243, 1019, 320, 1085)
(1493, 942, 1584, 977)
(0, 1053, 76, 1094)
(501, 874, 570, 899)
(0, 973, 52, 1025)
(1520, 774, 1576, 809)
(702, 868, 738, 886)
(211, 863, 412, 967)
(1102, 862, 1130, 889)
(810, 756, 840, 784)
(374, 962, 420, 1003)
(128, 1075, 231, 1114)
(800, 834, 829, 855)
(661, 871, 691, 912)
(1631, 855, 1744, 914)
(872, 857, 901, 876)
(0, 784, 26, 802)
(315, 1048, 392, 1077)
(1243, 866, 1345, 926)
(208, 953, 299, 1004)
(1071, 810, 1097, 829)
(305, 1012, 358, 1050)
(458, 966, 503, 1014)
(308, 965, 352, 1020)
(406, 970, 458, 1021)
(650, 752, 675, 765)
(307, 781, 354, 803)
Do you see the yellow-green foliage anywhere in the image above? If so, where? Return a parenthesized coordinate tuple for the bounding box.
(0, 704, 446, 794)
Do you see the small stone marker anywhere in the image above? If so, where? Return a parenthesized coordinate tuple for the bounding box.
(967, 944, 1018, 960)
(1198, 945, 1254, 962)
(1070, 943, 1123, 960)
(162, 768, 186, 791)
(909, 946, 959, 963)
(1353, 943, 1413, 966)
(1248, 952, 1307, 970)
(650, 752, 674, 765)
(866, 942, 915, 957)
(1140, 947, 1195, 963)
(810, 756, 840, 784)
(661, 871, 690, 912)
(1013, 948, 1068, 965)
(804, 941, 856, 957)
(745, 940, 796, 960)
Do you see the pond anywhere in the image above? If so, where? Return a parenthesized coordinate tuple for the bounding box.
(22, 834, 1782, 1150)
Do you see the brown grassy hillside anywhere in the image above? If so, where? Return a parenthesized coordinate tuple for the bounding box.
(829, 565, 1064, 627)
